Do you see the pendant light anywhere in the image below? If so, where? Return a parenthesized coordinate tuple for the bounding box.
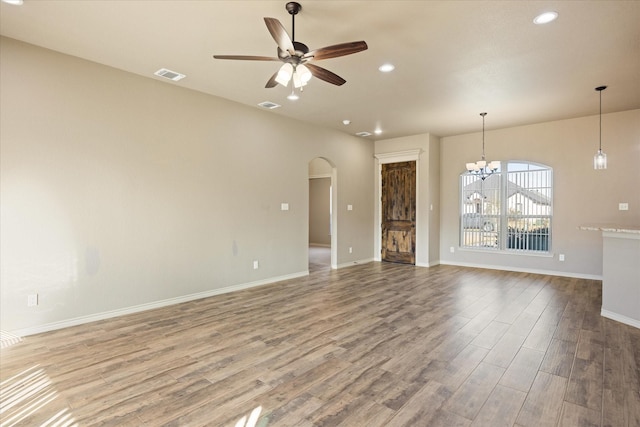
(466, 112, 499, 180)
(593, 86, 607, 170)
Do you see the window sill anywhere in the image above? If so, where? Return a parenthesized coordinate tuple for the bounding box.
(458, 247, 554, 258)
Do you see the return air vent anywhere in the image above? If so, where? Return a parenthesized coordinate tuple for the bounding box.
(356, 131, 372, 137)
(154, 68, 186, 81)
(258, 101, 281, 110)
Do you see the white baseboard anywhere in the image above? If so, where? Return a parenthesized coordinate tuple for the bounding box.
(439, 260, 602, 281)
(416, 260, 441, 268)
(10, 271, 309, 338)
(336, 258, 375, 269)
(601, 309, 640, 329)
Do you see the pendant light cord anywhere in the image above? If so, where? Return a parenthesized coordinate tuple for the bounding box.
(595, 85, 606, 152)
(481, 112, 487, 161)
(599, 89, 602, 151)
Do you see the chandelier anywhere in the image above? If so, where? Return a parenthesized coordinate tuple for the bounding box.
(466, 112, 499, 180)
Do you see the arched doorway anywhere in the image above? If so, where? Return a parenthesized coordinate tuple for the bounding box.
(308, 157, 337, 271)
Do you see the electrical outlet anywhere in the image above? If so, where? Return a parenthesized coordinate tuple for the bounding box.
(450, 246, 455, 253)
(347, 204, 353, 211)
(27, 294, 38, 307)
(349, 247, 353, 253)
(253, 260, 259, 269)
(559, 254, 565, 262)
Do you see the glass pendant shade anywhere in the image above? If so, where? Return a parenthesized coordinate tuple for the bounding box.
(594, 149, 607, 169)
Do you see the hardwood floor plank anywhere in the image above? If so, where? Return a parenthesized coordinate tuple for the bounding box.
(558, 401, 601, 427)
(471, 384, 527, 427)
(515, 371, 567, 427)
(443, 361, 506, 420)
(565, 358, 603, 411)
(431, 343, 489, 390)
(522, 321, 557, 353)
(470, 320, 511, 349)
(506, 311, 540, 337)
(483, 332, 528, 368)
(336, 398, 396, 427)
(539, 338, 578, 378)
(385, 380, 452, 427)
(499, 347, 546, 392)
(257, 392, 324, 426)
(602, 388, 625, 427)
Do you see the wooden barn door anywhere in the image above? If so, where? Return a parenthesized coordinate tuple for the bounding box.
(381, 161, 416, 264)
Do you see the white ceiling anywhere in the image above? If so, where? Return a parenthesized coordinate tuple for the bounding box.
(1, 0, 639, 139)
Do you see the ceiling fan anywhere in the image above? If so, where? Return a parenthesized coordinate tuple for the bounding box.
(213, 2, 368, 89)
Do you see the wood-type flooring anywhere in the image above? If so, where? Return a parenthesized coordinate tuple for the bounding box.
(1, 255, 639, 426)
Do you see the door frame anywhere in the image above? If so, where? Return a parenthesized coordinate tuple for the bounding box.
(374, 149, 422, 263)
(308, 157, 338, 270)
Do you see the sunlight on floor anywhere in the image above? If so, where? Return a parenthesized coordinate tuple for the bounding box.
(234, 405, 263, 427)
(0, 364, 77, 427)
(0, 331, 23, 350)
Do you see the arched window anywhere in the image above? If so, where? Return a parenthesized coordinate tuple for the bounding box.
(460, 161, 552, 252)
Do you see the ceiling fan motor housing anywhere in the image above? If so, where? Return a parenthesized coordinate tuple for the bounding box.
(286, 2, 302, 15)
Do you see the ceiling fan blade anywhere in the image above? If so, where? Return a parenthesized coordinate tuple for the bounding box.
(264, 17, 295, 55)
(265, 71, 279, 88)
(305, 63, 346, 86)
(213, 55, 280, 61)
(304, 41, 368, 61)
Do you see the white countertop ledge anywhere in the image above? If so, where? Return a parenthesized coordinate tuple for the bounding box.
(579, 224, 640, 234)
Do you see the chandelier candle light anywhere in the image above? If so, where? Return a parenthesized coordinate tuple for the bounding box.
(466, 112, 499, 180)
(593, 86, 607, 170)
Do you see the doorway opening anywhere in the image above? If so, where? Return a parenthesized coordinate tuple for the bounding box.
(309, 157, 337, 272)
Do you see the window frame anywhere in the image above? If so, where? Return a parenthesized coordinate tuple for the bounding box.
(459, 160, 553, 254)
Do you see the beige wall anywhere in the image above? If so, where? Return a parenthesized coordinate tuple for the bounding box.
(309, 157, 332, 177)
(440, 109, 640, 277)
(428, 133, 441, 264)
(0, 37, 375, 334)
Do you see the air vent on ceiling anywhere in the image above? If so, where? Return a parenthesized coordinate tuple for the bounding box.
(356, 131, 372, 137)
(154, 68, 186, 81)
(258, 101, 281, 110)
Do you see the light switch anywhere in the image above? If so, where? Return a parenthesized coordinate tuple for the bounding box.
(347, 204, 353, 211)
(281, 203, 289, 211)
(619, 203, 629, 211)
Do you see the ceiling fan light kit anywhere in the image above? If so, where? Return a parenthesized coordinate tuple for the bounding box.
(213, 2, 367, 93)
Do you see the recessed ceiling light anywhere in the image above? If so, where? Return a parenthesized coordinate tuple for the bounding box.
(342, 119, 351, 125)
(533, 11, 558, 25)
(1, 0, 24, 5)
(378, 63, 395, 73)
